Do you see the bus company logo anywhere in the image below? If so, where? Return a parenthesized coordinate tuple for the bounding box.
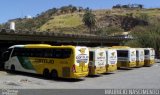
(131, 51, 135, 56)
(79, 48, 86, 54)
(140, 51, 144, 56)
(110, 52, 116, 59)
(99, 52, 104, 56)
(111, 52, 115, 57)
(97, 52, 105, 60)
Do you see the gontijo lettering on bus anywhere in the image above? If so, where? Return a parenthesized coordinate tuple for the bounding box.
(76, 48, 89, 63)
(33, 59, 54, 64)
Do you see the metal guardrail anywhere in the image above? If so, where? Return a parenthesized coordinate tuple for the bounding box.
(0, 29, 132, 43)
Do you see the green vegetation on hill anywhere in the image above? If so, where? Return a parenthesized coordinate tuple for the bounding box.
(1, 5, 160, 35)
(1, 5, 160, 56)
(39, 13, 83, 32)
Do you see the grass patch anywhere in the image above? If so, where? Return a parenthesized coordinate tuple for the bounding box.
(39, 13, 83, 31)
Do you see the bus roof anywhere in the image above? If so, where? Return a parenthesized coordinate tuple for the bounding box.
(8, 44, 87, 49)
(9, 45, 24, 49)
(112, 46, 131, 48)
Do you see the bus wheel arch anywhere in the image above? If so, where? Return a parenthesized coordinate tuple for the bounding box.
(50, 69, 58, 79)
(43, 69, 50, 78)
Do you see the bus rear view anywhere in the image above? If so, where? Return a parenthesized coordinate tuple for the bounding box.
(88, 48, 106, 75)
(144, 48, 155, 66)
(116, 48, 136, 68)
(74, 47, 89, 78)
(105, 48, 117, 73)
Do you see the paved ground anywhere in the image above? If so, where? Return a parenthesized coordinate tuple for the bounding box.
(0, 63, 160, 89)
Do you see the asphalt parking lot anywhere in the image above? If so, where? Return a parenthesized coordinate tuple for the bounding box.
(0, 62, 159, 89)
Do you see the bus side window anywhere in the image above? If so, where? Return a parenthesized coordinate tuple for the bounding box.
(62, 49, 72, 58)
(44, 49, 53, 58)
(54, 49, 62, 58)
(89, 51, 93, 61)
(53, 49, 72, 59)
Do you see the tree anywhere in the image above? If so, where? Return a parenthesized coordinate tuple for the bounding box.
(126, 20, 160, 58)
(112, 4, 121, 8)
(82, 9, 96, 34)
(95, 26, 123, 36)
(0, 24, 2, 29)
(138, 4, 143, 9)
(71, 6, 77, 13)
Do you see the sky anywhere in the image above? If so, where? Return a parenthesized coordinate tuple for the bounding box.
(0, 0, 160, 23)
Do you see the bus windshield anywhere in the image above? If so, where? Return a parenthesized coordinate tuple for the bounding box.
(144, 50, 149, 55)
(117, 50, 128, 58)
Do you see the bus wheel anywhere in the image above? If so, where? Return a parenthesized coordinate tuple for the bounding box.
(11, 65, 15, 72)
(50, 70, 58, 79)
(43, 69, 50, 79)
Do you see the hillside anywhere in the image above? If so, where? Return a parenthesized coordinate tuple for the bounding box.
(38, 8, 159, 34)
(38, 13, 85, 34)
(1, 5, 160, 35)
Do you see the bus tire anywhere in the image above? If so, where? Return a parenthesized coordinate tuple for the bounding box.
(43, 69, 50, 78)
(11, 65, 15, 72)
(50, 70, 58, 79)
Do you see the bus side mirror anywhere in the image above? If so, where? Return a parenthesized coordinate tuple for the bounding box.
(2, 51, 10, 62)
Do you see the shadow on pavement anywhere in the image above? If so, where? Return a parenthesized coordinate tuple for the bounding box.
(86, 74, 101, 78)
(102, 72, 115, 75)
(5, 71, 84, 82)
(117, 67, 133, 70)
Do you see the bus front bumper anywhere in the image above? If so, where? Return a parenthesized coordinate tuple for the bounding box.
(136, 61, 144, 67)
(88, 66, 106, 75)
(106, 64, 117, 73)
(72, 72, 88, 79)
(117, 61, 136, 68)
(144, 60, 155, 66)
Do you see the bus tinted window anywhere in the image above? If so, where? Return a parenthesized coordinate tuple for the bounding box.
(117, 50, 128, 57)
(89, 51, 94, 61)
(144, 50, 149, 55)
(11, 48, 72, 58)
(54, 49, 72, 58)
(136, 51, 139, 57)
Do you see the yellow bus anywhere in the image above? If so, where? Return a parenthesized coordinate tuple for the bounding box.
(88, 48, 106, 75)
(4, 44, 89, 79)
(136, 48, 144, 67)
(104, 48, 117, 73)
(144, 48, 155, 66)
(112, 46, 136, 68)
